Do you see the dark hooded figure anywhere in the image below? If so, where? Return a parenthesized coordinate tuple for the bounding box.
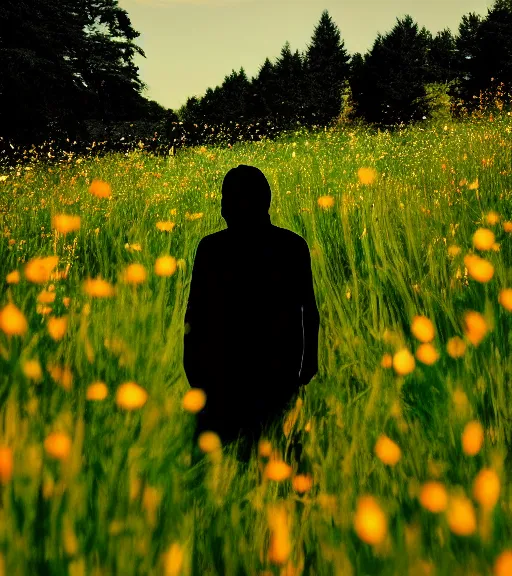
(183, 164, 320, 462)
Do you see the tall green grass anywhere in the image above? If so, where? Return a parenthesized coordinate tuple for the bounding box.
(0, 113, 511, 575)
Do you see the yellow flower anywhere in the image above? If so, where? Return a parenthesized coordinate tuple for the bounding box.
(264, 459, 292, 481)
(267, 505, 291, 565)
(116, 382, 148, 410)
(22, 359, 43, 381)
(498, 289, 512, 312)
(162, 542, 184, 576)
(446, 494, 476, 536)
(392, 348, 415, 375)
(357, 167, 378, 185)
(503, 221, 512, 233)
(447, 336, 466, 358)
(47, 316, 68, 341)
(47, 364, 73, 391)
(155, 256, 177, 277)
(411, 316, 435, 343)
(462, 421, 484, 456)
(464, 254, 494, 283)
(25, 256, 59, 284)
(463, 310, 488, 346)
(38, 290, 56, 304)
(123, 263, 147, 285)
(374, 435, 401, 466)
(317, 195, 335, 209)
(292, 474, 313, 494)
(473, 468, 500, 510)
(182, 388, 206, 413)
(473, 228, 495, 250)
(44, 432, 72, 460)
(83, 277, 115, 298)
(0, 303, 28, 336)
(380, 353, 393, 368)
(258, 439, 272, 458)
(419, 481, 448, 513)
(6, 270, 20, 284)
(86, 382, 108, 401)
(353, 495, 387, 545)
(448, 245, 461, 258)
(156, 221, 175, 232)
(486, 211, 500, 225)
(52, 214, 81, 234)
(197, 431, 221, 453)
(0, 447, 13, 485)
(415, 343, 439, 365)
(88, 179, 112, 198)
(494, 550, 512, 576)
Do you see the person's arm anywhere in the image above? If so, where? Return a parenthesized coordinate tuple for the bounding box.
(298, 239, 320, 386)
(183, 239, 207, 387)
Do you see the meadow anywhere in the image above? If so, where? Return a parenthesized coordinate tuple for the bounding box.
(0, 112, 512, 576)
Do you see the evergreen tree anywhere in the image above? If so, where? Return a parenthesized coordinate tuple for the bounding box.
(427, 29, 458, 84)
(351, 15, 432, 126)
(219, 67, 251, 123)
(250, 58, 279, 122)
(273, 43, 306, 128)
(303, 10, 351, 126)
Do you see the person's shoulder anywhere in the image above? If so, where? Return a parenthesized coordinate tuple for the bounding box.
(271, 226, 308, 250)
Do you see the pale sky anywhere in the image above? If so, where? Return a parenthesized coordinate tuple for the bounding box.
(118, 0, 493, 112)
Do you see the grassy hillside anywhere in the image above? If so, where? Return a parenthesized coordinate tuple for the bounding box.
(0, 114, 511, 575)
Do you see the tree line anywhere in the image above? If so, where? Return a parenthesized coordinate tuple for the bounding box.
(1, 1, 511, 164)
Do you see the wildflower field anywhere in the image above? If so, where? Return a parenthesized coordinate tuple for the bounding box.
(1, 113, 512, 576)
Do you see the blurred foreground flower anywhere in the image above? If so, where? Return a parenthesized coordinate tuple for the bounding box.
(353, 495, 387, 545)
(182, 388, 206, 413)
(498, 289, 512, 312)
(123, 263, 147, 285)
(0, 303, 28, 336)
(116, 382, 148, 410)
(463, 311, 488, 346)
(44, 432, 72, 460)
(446, 494, 476, 536)
(419, 481, 448, 513)
(0, 447, 13, 485)
(197, 431, 221, 454)
(447, 336, 466, 358)
(415, 343, 439, 365)
(156, 221, 175, 232)
(25, 256, 59, 283)
(473, 468, 500, 510)
(473, 228, 495, 251)
(358, 167, 377, 185)
(411, 315, 435, 343)
(317, 195, 334, 209)
(264, 459, 292, 481)
(86, 382, 108, 401)
(155, 256, 177, 277)
(52, 214, 81, 234)
(374, 435, 401, 466)
(392, 348, 415, 375)
(47, 316, 68, 341)
(462, 421, 484, 456)
(464, 254, 494, 283)
(89, 179, 111, 198)
(6, 270, 20, 284)
(84, 277, 115, 298)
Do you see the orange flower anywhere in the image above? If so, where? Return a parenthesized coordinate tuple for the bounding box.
(392, 348, 415, 375)
(462, 421, 484, 456)
(47, 316, 68, 341)
(156, 221, 175, 232)
(123, 263, 147, 285)
(0, 303, 28, 336)
(155, 256, 177, 277)
(381, 353, 393, 368)
(357, 167, 377, 185)
(0, 447, 13, 485)
(415, 343, 439, 365)
(197, 431, 221, 454)
(463, 311, 488, 346)
(267, 505, 291, 565)
(374, 435, 401, 466)
(47, 364, 73, 391)
(52, 214, 81, 234)
(498, 289, 512, 312)
(116, 382, 148, 410)
(485, 211, 500, 225)
(447, 336, 466, 358)
(86, 382, 109, 401)
(473, 228, 495, 251)
(88, 179, 112, 198)
(83, 278, 115, 298)
(162, 542, 184, 576)
(446, 494, 476, 536)
(292, 474, 313, 494)
(258, 439, 272, 458)
(353, 496, 387, 545)
(419, 481, 448, 513)
(494, 550, 512, 576)
(411, 316, 435, 343)
(503, 221, 512, 233)
(464, 254, 494, 283)
(317, 195, 335, 209)
(38, 290, 56, 304)
(473, 468, 500, 510)
(25, 256, 59, 284)
(182, 388, 206, 413)
(264, 460, 292, 481)
(22, 359, 43, 381)
(6, 270, 20, 284)
(44, 432, 72, 460)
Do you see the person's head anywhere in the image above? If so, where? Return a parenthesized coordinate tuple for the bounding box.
(221, 165, 272, 228)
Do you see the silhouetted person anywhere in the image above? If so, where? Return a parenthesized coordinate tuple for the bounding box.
(184, 164, 320, 463)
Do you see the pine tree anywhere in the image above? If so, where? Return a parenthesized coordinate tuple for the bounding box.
(303, 10, 351, 126)
(273, 42, 306, 128)
(251, 58, 279, 123)
(351, 15, 432, 126)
